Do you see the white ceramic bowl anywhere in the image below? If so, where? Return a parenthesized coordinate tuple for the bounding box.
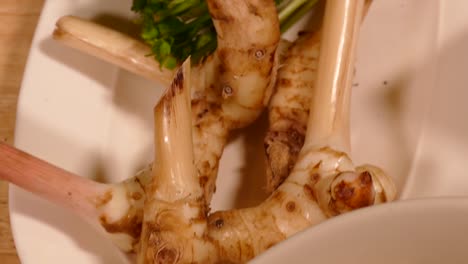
(251, 197, 468, 264)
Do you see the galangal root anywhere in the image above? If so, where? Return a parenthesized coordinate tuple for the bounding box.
(5, 0, 281, 253)
(264, 0, 373, 192)
(55, 0, 280, 206)
(0, 0, 397, 263)
(134, 1, 396, 260)
(264, 30, 320, 192)
(53, 0, 281, 247)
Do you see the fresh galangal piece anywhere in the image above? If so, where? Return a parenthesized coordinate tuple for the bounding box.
(137, 0, 396, 263)
(55, 0, 280, 206)
(4, 0, 281, 254)
(264, 31, 320, 192)
(264, 0, 374, 192)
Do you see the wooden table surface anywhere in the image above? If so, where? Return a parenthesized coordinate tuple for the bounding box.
(0, 1, 45, 263)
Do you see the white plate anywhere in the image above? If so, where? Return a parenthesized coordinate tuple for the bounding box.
(251, 197, 468, 264)
(9, 0, 468, 263)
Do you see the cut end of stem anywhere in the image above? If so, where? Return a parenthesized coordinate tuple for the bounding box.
(153, 57, 200, 200)
(53, 15, 175, 85)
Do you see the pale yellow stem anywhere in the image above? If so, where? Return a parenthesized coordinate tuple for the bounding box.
(152, 58, 200, 201)
(304, 0, 365, 154)
(53, 16, 175, 86)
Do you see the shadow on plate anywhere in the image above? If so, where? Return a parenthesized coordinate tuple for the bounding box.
(231, 113, 270, 208)
(12, 116, 130, 263)
(38, 10, 144, 91)
(12, 188, 130, 264)
(401, 29, 468, 197)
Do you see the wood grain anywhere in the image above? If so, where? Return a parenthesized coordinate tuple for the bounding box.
(0, 0, 45, 263)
